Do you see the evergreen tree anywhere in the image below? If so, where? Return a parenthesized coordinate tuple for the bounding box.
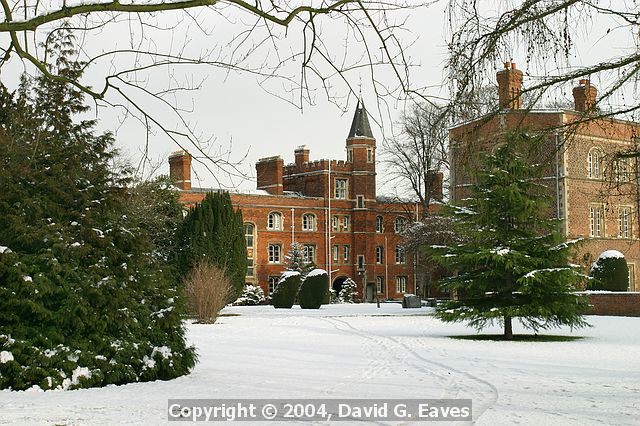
(0, 28, 196, 390)
(284, 242, 315, 277)
(338, 278, 358, 303)
(178, 191, 246, 300)
(588, 251, 629, 291)
(426, 131, 589, 339)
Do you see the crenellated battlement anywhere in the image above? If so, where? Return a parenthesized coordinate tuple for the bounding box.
(283, 158, 353, 176)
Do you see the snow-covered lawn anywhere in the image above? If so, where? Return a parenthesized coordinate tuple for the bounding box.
(2, 304, 640, 425)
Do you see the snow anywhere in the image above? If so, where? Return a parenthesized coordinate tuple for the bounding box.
(278, 270, 300, 283)
(0, 245, 12, 254)
(2, 305, 640, 425)
(598, 250, 625, 260)
(0, 350, 14, 363)
(523, 267, 570, 279)
(490, 247, 510, 256)
(22, 276, 33, 282)
(306, 268, 328, 278)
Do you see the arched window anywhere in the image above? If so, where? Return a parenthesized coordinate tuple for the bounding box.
(394, 217, 408, 233)
(244, 223, 255, 248)
(267, 212, 282, 230)
(375, 216, 383, 233)
(588, 148, 602, 179)
(302, 213, 316, 231)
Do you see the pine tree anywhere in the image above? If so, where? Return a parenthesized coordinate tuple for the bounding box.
(178, 191, 246, 300)
(0, 27, 196, 390)
(284, 242, 314, 277)
(426, 131, 589, 339)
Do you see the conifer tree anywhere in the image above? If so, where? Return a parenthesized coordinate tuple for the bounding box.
(426, 131, 589, 339)
(284, 242, 315, 278)
(178, 191, 246, 299)
(0, 27, 196, 390)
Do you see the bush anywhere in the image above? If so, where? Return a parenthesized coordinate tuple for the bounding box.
(272, 271, 301, 309)
(299, 269, 329, 309)
(588, 251, 629, 291)
(339, 278, 358, 303)
(184, 262, 231, 323)
(233, 285, 266, 306)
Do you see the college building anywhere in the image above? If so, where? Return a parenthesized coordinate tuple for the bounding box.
(450, 62, 640, 290)
(170, 101, 443, 300)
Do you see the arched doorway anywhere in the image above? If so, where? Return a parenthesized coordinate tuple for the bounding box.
(332, 276, 349, 296)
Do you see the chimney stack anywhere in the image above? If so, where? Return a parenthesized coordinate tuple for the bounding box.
(573, 79, 597, 113)
(294, 145, 310, 169)
(168, 150, 192, 190)
(256, 156, 284, 195)
(496, 61, 523, 110)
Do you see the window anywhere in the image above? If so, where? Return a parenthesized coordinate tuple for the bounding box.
(268, 276, 279, 295)
(246, 258, 254, 277)
(588, 148, 602, 179)
(375, 246, 384, 264)
(357, 255, 365, 271)
(333, 245, 339, 261)
(376, 276, 384, 294)
(356, 195, 365, 209)
(616, 158, 630, 182)
(589, 205, 604, 238)
(396, 276, 407, 294)
(268, 243, 282, 263)
(367, 148, 374, 163)
(302, 213, 316, 231)
(267, 212, 282, 230)
(375, 216, 383, 233)
(332, 215, 339, 232)
(619, 206, 632, 239)
(395, 246, 406, 264)
(303, 244, 316, 263)
(335, 179, 348, 199)
(342, 216, 351, 231)
(395, 217, 408, 233)
(244, 223, 255, 248)
(343, 245, 350, 263)
(347, 149, 353, 163)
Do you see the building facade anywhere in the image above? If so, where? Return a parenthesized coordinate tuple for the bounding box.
(450, 62, 640, 290)
(170, 102, 442, 300)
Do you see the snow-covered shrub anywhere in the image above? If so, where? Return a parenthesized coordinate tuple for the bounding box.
(184, 262, 231, 323)
(233, 285, 266, 306)
(272, 271, 300, 309)
(338, 278, 359, 303)
(299, 269, 329, 309)
(588, 250, 629, 291)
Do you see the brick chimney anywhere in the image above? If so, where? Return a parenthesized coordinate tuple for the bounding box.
(294, 145, 310, 169)
(573, 79, 597, 112)
(497, 61, 523, 109)
(168, 150, 192, 190)
(256, 156, 284, 195)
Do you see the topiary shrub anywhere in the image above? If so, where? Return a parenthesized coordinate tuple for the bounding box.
(272, 271, 301, 308)
(588, 250, 629, 291)
(299, 269, 329, 309)
(233, 285, 266, 306)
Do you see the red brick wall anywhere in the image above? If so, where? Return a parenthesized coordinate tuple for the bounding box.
(583, 292, 640, 317)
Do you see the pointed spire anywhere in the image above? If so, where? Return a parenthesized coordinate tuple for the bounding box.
(347, 99, 374, 139)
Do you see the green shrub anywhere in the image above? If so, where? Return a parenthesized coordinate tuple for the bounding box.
(272, 271, 301, 308)
(588, 251, 629, 291)
(299, 269, 329, 309)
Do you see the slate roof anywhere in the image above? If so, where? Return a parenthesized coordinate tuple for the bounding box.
(347, 99, 374, 139)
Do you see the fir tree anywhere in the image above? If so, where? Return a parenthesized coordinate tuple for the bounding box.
(178, 191, 246, 300)
(0, 27, 196, 390)
(426, 131, 589, 339)
(284, 242, 315, 277)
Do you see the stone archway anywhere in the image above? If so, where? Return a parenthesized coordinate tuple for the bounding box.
(332, 276, 349, 296)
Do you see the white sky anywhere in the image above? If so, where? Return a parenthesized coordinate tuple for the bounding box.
(2, 1, 637, 195)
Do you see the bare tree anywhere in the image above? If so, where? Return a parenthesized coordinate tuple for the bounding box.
(0, 0, 424, 181)
(446, 1, 640, 121)
(383, 102, 449, 218)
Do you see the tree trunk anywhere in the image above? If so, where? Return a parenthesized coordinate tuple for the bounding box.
(504, 315, 513, 339)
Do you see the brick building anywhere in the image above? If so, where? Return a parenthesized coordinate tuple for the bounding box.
(450, 62, 640, 290)
(170, 102, 442, 300)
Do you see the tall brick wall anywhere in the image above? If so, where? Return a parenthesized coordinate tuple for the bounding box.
(583, 292, 640, 317)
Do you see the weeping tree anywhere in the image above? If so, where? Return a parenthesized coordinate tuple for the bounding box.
(425, 131, 589, 339)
